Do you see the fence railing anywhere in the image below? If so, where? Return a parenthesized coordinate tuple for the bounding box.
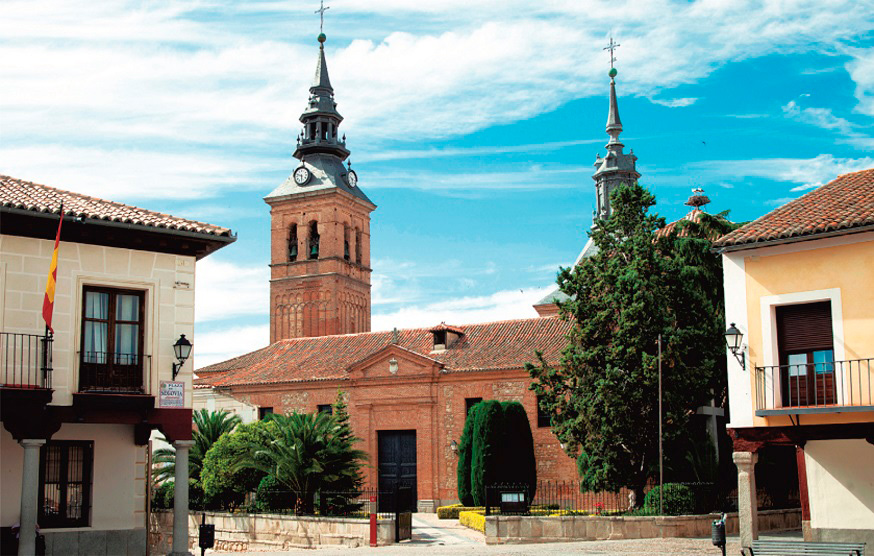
(756, 358, 874, 411)
(0, 332, 53, 389)
(79, 352, 150, 393)
(484, 481, 723, 516)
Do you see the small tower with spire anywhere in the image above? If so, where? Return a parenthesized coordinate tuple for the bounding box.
(264, 26, 376, 342)
(592, 44, 640, 220)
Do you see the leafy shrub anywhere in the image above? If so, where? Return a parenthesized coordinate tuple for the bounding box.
(151, 481, 174, 509)
(642, 483, 695, 515)
(459, 510, 486, 533)
(201, 421, 271, 510)
(255, 475, 296, 512)
(162, 479, 205, 511)
(436, 504, 484, 519)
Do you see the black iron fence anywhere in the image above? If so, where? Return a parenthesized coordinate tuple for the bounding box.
(0, 332, 52, 389)
(485, 481, 725, 516)
(79, 352, 150, 392)
(756, 358, 874, 410)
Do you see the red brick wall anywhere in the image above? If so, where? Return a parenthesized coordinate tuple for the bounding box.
(267, 189, 374, 341)
(228, 364, 578, 508)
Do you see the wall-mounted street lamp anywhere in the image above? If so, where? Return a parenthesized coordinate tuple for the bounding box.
(724, 323, 745, 370)
(450, 440, 458, 454)
(172, 334, 193, 380)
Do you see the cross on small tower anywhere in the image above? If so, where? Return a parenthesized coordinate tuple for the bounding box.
(315, 0, 330, 33)
(603, 36, 620, 69)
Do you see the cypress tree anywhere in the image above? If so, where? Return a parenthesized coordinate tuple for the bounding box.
(456, 401, 480, 506)
(500, 401, 537, 500)
(470, 400, 505, 506)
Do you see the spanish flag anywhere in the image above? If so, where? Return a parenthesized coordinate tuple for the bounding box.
(42, 204, 64, 334)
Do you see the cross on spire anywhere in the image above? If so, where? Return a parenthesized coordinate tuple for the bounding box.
(315, 0, 330, 33)
(603, 36, 620, 69)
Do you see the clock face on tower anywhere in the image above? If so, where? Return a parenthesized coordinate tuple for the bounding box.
(293, 166, 311, 185)
(345, 170, 358, 188)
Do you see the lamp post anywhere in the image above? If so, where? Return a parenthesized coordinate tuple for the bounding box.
(724, 323, 745, 370)
(172, 334, 192, 380)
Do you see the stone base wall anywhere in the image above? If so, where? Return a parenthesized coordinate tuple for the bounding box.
(41, 528, 146, 555)
(149, 510, 394, 552)
(811, 527, 874, 547)
(485, 509, 800, 545)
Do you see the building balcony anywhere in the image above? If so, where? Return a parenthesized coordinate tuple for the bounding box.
(78, 352, 151, 394)
(755, 358, 874, 416)
(0, 331, 52, 390)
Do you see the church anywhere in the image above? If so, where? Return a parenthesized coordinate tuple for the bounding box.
(194, 31, 641, 511)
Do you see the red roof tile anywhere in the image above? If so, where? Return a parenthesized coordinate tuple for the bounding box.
(0, 175, 233, 238)
(714, 168, 874, 249)
(195, 317, 571, 388)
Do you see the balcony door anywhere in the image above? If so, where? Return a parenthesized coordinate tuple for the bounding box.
(79, 287, 145, 392)
(777, 301, 835, 407)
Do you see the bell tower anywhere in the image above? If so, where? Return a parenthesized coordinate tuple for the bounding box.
(265, 32, 376, 342)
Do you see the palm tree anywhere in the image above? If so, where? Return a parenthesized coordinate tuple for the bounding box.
(235, 411, 366, 514)
(152, 409, 241, 484)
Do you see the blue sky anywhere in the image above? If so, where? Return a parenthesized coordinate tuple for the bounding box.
(2, 1, 873, 367)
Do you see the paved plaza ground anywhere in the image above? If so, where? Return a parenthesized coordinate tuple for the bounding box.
(213, 512, 802, 555)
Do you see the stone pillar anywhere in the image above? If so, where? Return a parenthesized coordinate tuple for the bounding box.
(18, 439, 46, 556)
(733, 451, 759, 550)
(170, 440, 195, 556)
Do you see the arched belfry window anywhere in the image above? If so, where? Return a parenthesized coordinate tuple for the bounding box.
(343, 225, 351, 261)
(288, 224, 298, 262)
(355, 229, 362, 265)
(308, 221, 320, 260)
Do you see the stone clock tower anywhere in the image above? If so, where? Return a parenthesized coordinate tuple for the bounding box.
(265, 33, 376, 342)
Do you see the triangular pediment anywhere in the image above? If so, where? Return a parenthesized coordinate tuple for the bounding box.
(347, 344, 444, 380)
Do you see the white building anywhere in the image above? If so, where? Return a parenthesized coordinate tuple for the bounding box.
(1, 175, 234, 555)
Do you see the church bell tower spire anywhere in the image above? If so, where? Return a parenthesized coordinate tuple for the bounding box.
(592, 38, 640, 220)
(264, 22, 376, 342)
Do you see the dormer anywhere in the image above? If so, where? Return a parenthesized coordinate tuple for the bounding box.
(429, 323, 465, 353)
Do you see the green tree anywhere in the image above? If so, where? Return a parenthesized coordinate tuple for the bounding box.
(529, 182, 734, 503)
(470, 400, 506, 506)
(234, 411, 366, 514)
(152, 409, 241, 484)
(201, 420, 273, 510)
(500, 401, 537, 500)
(456, 401, 481, 506)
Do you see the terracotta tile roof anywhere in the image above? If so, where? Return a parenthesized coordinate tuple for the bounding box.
(714, 168, 874, 249)
(656, 208, 705, 238)
(195, 317, 571, 388)
(0, 175, 233, 237)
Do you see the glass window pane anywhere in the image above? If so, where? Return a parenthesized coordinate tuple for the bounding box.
(114, 324, 139, 364)
(83, 322, 108, 363)
(813, 350, 834, 374)
(84, 292, 109, 319)
(787, 353, 807, 377)
(116, 294, 139, 321)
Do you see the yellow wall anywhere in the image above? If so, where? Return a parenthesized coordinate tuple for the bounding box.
(742, 237, 874, 426)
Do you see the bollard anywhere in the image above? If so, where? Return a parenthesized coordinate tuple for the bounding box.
(369, 495, 377, 547)
(711, 513, 726, 556)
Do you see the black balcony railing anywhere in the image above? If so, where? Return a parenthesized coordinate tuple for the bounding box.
(79, 352, 150, 393)
(756, 358, 874, 411)
(1, 332, 53, 389)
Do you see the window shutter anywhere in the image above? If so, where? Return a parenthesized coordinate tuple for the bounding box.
(776, 301, 833, 353)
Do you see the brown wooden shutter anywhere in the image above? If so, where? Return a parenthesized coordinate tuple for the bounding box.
(776, 301, 834, 353)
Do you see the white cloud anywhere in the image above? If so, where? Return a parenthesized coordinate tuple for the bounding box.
(372, 286, 553, 331)
(649, 97, 698, 108)
(847, 48, 874, 117)
(194, 324, 270, 370)
(194, 258, 270, 323)
(781, 99, 873, 148)
(689, 154, 874, 191)
(0, 145, 273, 201)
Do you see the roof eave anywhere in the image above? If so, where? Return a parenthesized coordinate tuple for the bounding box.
(715, 223, 874, 254)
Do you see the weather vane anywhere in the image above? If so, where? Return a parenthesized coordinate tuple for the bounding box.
(315, 0, 330, 34)
(603, 36, 620, 69)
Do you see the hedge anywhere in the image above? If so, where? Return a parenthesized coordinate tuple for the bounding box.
(436, 504, 485, 519)
(456, 403, 480, 507)
(642, 483, 695, 516)
(470, 400, 505, 506)
(500, 401, 537, 499)
(458, 510, 486, 533)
